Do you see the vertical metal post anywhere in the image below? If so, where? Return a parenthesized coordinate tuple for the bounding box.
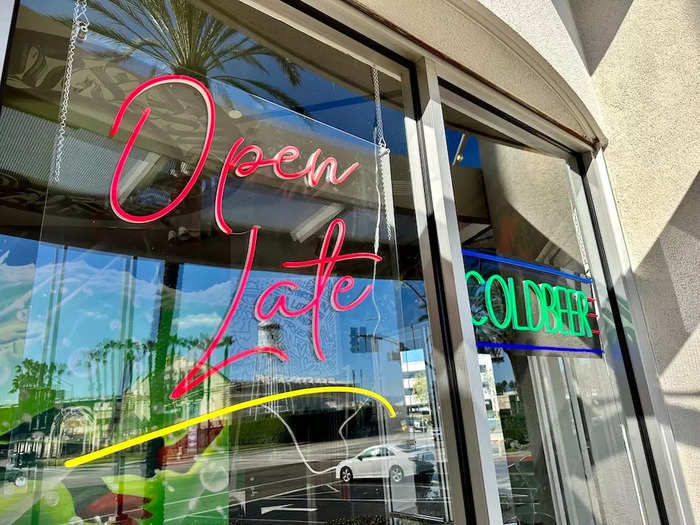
(404, 56, 503, 524)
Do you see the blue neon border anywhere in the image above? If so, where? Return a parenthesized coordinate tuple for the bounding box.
(476, 341, 603, 355)
(462, 249, 593, 284)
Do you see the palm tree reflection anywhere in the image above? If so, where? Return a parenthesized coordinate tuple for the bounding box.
(78, 0, 304, 106)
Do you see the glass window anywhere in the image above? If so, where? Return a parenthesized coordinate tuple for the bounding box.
(0, 1, 455, 523)
(441, 94, 649, 525)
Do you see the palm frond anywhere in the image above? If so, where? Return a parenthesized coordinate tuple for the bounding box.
(79, 0, 307, 113)
(270, 55, 302, 86)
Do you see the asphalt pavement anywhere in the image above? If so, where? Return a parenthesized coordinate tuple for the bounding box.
(198, 478, 449, 523)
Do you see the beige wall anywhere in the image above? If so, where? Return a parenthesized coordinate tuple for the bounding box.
(349, 0, 600, 140)
(571, 0, 700, 518)
(476, 0, 603, 131)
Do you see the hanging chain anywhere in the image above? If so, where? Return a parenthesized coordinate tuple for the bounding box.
(52, 0, 89, 184)
(371, 67, 386, 148)
(370, 66, 392, 243)
(570, 198, 591, 276)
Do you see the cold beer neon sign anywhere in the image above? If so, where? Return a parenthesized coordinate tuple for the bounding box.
(462, 250, 603, 355)
(465, 270, 594, 337)
(109, 75, 377, 400)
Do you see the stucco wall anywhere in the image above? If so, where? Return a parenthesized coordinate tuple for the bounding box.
(476, 0, 603, 134)
(350, 0, 599, 140)
(572, 0, 700, 518)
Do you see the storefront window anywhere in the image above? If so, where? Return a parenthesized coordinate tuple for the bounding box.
(441, 98, 648, 524)
(0, 1, 454, 523)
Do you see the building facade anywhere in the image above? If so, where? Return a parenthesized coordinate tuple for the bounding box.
(0, 1, 696, 524)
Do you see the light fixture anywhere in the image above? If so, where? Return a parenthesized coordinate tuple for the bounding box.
(290, 202, 344, 243)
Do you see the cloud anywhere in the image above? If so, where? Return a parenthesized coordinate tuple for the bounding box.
(174, 312, 222, 330)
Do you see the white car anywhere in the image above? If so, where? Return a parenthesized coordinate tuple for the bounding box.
(336, 444, 430, 484)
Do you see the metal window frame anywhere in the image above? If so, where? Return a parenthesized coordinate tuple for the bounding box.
(297, 5, 693, 523)
(433, 75, 691, 524)
(580, 150, 694, 525)
(410, 57, 504, 524)
(0, 1, 692, 524)
(436, 71, 687, 520)
(434, 74, 667, 525)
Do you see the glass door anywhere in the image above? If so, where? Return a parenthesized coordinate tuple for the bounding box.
(438, 86, 656, 525)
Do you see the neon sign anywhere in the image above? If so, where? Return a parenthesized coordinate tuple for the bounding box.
(65, 386, 396, 468)
(463, 250, 603, 356)
(465, 270, 593, 337)
(170, 219, 381, 400)
(109, 76, 215, 224)
(109, 74, 360, 229)
(108, 74, 380, 400)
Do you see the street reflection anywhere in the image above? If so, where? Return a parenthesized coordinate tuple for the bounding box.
(0, 235, 450, 524)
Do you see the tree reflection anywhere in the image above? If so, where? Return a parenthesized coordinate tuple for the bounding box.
(86, 333, 234, 399)
(72, 0, 304, 106)
(10, 358, 66, 411)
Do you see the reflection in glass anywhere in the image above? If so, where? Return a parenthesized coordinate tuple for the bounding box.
(0, 1, 453, 524)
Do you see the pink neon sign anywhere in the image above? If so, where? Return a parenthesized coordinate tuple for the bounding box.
(109, 74, 360, 232)
(109, 75, 216, 223)
(108, 75, 380, 400)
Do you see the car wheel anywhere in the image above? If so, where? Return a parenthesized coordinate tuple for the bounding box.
(389, 465, 404, 483)
(340, 466, 353, 483)
(14, 475, 26, 487)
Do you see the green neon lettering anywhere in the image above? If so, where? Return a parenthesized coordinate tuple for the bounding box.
(522, 279, 544, 331)
(539, 283, 560, 333)
(465, 270, 488, 326)
(508, 277, 528, 331)
(567, 289, 580, 336)
(567, 289, 583, 336)
(485, 274, 511, 329)
(555, 286, 572, 335)
(576, 290, 593, 337)
(567, 288, 578, 335)
(464, 270, 594, 339)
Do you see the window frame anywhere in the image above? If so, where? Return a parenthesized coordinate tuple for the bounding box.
(426, 72, 672, 525)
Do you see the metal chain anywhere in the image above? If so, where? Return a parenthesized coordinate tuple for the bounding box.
(371, 66, 392, 242)
(371, 67, 386, 148)
(52, 0, 89, 184)
(570, 198, 591, 276)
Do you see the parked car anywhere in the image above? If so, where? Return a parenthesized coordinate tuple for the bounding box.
(12, 452, 36, 469)
(336, 444, 434, 484)
(0, 465, 26, 487)
(413, 449, 436, 483)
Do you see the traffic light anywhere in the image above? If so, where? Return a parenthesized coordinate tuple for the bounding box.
(349, 327, 371, 352)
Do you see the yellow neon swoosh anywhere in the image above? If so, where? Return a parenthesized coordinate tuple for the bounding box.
(65, 386, 395, 468)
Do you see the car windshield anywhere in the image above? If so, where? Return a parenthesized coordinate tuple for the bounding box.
(395, 443, 417, 452)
